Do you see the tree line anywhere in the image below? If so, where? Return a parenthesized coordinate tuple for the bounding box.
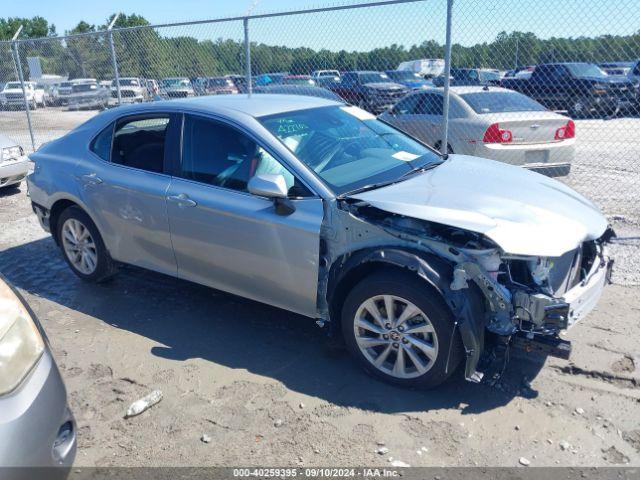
(1, 14, 639, 82)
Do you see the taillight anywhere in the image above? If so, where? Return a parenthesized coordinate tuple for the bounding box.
(555, 120, 575, 140)
(483, 123, 513, 143)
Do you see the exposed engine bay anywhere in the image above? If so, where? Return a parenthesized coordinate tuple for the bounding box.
(322, 199, 614, 384)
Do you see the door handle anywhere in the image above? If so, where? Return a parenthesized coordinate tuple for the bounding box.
(80, 173, 103, 185)
(167, 193, 197, 208)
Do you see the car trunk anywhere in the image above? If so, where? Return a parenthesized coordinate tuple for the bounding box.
(481, 111, 570, 145)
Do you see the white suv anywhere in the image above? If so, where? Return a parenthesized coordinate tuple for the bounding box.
(110, 77, 147, 104)
(0, 82, 46, 109)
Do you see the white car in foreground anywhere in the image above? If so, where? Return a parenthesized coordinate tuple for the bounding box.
(0, 134, 28, 189)
(380, 86, 575, 177)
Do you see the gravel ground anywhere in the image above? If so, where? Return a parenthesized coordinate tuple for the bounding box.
(0, 183, 639, 468)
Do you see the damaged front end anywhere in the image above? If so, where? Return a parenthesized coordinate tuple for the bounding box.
(328, 199, 614, 384)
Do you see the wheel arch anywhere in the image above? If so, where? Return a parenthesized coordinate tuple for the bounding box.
(327, 248, 454, 325)
(49, 196, 103, 246)
(326, 246, 487, 381)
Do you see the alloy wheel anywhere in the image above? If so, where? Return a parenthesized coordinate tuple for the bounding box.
(353, 295, 439, 379)
(61, 218, 98, 275)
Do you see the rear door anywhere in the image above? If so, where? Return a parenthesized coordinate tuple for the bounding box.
(77, 113, 180, 276)
(165, 113, 324, 317)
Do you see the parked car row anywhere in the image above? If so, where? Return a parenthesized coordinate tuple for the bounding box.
(0, 81, 48, 109)
(501, 62, 638, 118)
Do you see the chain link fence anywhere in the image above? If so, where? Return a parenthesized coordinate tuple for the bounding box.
(1, 0, 638, 220)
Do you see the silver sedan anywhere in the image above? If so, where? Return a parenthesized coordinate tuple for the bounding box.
(27, 95, 611, 388)
(379, 86, 575, 177)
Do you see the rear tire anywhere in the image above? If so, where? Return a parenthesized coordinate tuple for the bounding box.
(341, 270, 463, 389)
(57, 206, 117, 283)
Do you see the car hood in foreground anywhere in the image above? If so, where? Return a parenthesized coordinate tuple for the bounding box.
(350, 155, 607, 257)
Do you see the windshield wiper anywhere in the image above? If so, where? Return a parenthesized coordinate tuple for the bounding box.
(340, 179, 402, 197)
(400, 161, 441, 179)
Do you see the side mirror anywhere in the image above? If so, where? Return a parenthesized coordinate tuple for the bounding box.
(248, 174, 295, 215)
(248, 173, 288, 198)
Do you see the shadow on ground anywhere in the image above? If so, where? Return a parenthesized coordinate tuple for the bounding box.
(0, 184, 22, 198)
(0, 237, 546, 414)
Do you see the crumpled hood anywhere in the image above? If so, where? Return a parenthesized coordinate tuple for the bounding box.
(351, 155, 607, 257)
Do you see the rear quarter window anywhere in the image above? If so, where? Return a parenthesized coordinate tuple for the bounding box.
(90, 124, 114, 161)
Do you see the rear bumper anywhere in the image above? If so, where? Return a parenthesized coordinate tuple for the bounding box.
(472, 138, 575, 177)
(0, 352, 76, 471)
(31, 202, 51, 233)
(525, 162, 571, 177)
(0, 159, 30, 187)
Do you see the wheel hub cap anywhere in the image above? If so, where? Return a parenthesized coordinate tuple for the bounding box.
(353, 294, 439, 379)
(61, 218, 97, 275)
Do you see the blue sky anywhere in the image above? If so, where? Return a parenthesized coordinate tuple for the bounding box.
(4, 0, 639, 50)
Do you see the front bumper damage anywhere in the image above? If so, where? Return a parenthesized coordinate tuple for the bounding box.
(449, 232, 614, 383)
(323, 199, 614, 384)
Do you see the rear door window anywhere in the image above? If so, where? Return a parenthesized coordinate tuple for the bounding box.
(111, 116, 171, 173)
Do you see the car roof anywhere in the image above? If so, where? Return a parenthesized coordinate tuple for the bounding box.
(116, 94, 343, 118)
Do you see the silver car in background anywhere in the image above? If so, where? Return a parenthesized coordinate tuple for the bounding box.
(67, 82, 110, 111)
(380, 86, 575, 177)
(0, 134, 29, 189)
(27, 95, 611, 389)
(0, 275, 76, 475)
(159, 77, 195, 98)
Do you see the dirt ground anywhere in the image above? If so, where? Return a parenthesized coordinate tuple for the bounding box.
(1, 184, 639, 468)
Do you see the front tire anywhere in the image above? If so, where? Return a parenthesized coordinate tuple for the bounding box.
(341, 270, 462, 389)
(57, 206, 117, 282)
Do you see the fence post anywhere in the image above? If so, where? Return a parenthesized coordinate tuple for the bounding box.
(243, 17, 252, 97)
(441, 0, 453, 156)
(11, 26, 36, 152)
(108, 14, 122, 104)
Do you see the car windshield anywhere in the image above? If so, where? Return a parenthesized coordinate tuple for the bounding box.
(387, 71, 422, 82)
(4, 82, 21, 89)
(359, 72, 389, 84)
(566, 63, 608, 78)
(60, 82, 72, 88)
(259, 105, 441, 195)
(119, 79, 139, 86)
(460, 91, 547, 114)
(161, 78, 190, 88)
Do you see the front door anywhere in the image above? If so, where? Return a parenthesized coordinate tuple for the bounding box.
(166, 113, 324, 317)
